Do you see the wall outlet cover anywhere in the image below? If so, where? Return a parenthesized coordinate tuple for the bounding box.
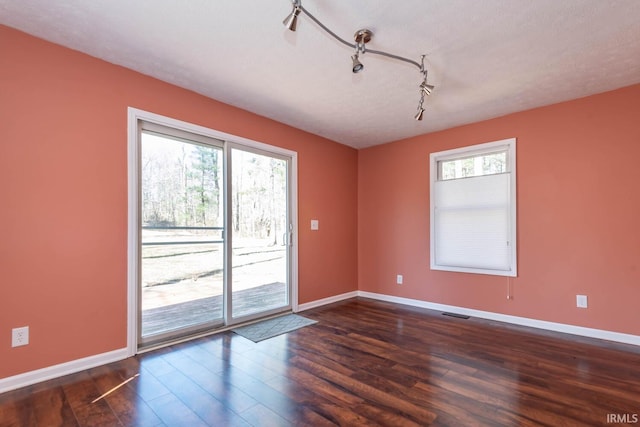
(12, 326, 29, 347)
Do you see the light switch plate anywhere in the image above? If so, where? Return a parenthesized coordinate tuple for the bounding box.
(311, 219, 319, 230)
(576, 295, 588, 308)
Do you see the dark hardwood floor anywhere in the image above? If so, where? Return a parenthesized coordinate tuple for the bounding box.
(1, 297, 639, 426)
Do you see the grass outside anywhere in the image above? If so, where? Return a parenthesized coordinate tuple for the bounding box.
(141, 236, 286, 310)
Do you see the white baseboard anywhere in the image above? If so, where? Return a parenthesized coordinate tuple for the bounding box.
(4, 289, 637, 395)
(0, 348, 129, 395)
(296, 290, 358, 312)
(358, 291, 640, 346)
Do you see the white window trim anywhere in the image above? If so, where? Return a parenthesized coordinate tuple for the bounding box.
(429, 138, 517, 277)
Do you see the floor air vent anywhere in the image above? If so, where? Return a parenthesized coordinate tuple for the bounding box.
(442, 312, 470, 319)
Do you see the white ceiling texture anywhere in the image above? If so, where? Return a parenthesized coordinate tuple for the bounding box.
(1, 1, 639, 148)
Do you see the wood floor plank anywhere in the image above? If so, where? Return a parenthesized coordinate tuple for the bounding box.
(60, 372, 122, 427)
(264, 367, 394, 425)
(212, 363, 312, 424)
(89, 365, 161, 427)
(159, 355, 258, 415)
(2, 297, 639, 426)
(31, 385, 78, 427)
(144, 393, 207, 427)
(0, 399, 38, 427)
(153, 369, 248, 427)
(126, 367, 171, 404)
(292, 354, 438, 425)
(237, 403, 292, 427)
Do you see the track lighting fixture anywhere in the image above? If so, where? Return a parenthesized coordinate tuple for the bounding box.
(415, 56, 432, 121)
(352, 53, 364, 73)
(282, 0, 435, 121)
(420, 81, 435, 96)
(282, 0, 301, 31)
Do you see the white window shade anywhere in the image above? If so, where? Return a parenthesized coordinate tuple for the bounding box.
(433, 173, 511, 272)
(430, 137, 517, 277)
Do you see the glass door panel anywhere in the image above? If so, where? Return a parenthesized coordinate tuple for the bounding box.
(230, 148, 290, 320)
(140, 131, 224, 342)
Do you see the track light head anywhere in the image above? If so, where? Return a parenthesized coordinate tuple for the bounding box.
(420, 81, 435, 96)
(351, 29, 371, 73)
(414, 107, 425, 121)
(283, 5, 301, 31)
(352, 54, 364, 73)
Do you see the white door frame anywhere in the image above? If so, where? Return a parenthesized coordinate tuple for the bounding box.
(126, 107, 298, 356)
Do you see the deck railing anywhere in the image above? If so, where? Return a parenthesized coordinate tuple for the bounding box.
(141, 226, 224, 246)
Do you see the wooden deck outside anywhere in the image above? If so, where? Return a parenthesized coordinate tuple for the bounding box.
(141, 282, 287, 336)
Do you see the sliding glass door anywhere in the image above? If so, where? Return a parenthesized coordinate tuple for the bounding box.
(229, 147, 290, 321)
(139, 127, 225, 345)
(136, 119, 293, 347)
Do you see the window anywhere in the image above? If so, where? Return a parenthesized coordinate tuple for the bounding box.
(430, 138, 517, 276)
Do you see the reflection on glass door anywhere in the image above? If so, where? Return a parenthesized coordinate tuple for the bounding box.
(230, 148, 290, 320)
(140, 129, 224, 344)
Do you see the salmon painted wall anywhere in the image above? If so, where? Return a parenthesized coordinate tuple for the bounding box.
(0, 25, 357, 379)
(359, 84, 640, 336)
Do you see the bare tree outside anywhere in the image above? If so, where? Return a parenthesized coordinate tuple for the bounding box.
(231, 149, 288, 318)
(139, 132, 289, 337)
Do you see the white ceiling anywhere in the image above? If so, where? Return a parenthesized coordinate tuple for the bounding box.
(1, 1, 639, 148)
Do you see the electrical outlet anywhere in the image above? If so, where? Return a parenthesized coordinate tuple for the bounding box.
(12, 326, 29, 347)
(576, 295, 588, 308)
(396, 274, 403, 285)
